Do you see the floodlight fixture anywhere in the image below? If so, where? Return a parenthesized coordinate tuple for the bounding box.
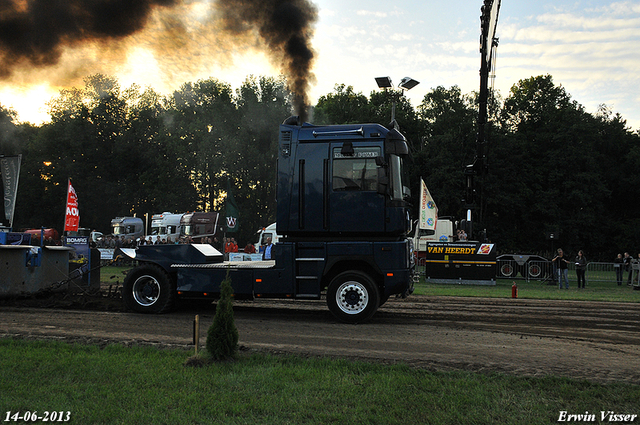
(398, 77, 420, 91)
(375, 76, 393, 88)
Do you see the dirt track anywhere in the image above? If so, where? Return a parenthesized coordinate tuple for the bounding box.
(2, 295, 639, 384)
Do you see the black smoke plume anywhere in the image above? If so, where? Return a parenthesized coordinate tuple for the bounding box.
(0, 0, 318, 121)
(0, 0, 177, 75)
(214, 0, 318, 121)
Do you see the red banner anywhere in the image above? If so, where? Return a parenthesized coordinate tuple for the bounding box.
(64, 180, 79, 232)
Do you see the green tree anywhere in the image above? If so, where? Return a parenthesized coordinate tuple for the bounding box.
(0, 104, 41, 230)
(35, 75, 136, 231)
(232, 75, 292, 244)
(124, 84, 198, 216)
(488, 75, 640, 257)
(15, 74, 199, 233)
(314, 84, 369, 125)
(369, 89, 422, 147)
(206, 271, 238, 361)
(0, 104, 20, 155)
(164, 78, 236, 212)
(412, 86, 477, 221)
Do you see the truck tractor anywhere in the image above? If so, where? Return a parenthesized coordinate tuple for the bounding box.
(149, 212, 184, 243)
(111, 217, 144, 243)
(179, 212, 221, 243)
(119, 116, 415, 322)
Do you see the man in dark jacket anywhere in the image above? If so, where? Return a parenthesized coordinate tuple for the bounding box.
(552, 248, 571, 289)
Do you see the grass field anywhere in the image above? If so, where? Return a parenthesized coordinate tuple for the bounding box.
(1, 338, 639, 425)
(413, 278, 640, 303)
(99, 264, 131, 285)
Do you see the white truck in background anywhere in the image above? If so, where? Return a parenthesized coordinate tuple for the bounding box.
(149, 212, 184, 243)
(255, 222, 281, 254)
(111, 217, 144, 243)
(413, 217, 454, 258)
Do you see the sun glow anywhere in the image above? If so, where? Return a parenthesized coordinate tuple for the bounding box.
(0, 84, 58, 125)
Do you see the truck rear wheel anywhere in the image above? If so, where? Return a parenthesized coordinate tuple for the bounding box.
(123, 264, 176, 313)
(327, 271, 380, 323)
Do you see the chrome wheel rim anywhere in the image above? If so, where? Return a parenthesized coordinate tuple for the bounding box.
(335, 281, 369, 315)
(132, 275, 160, 307)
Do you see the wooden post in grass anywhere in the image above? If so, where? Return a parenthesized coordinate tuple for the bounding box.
(194, 315, 200, 355)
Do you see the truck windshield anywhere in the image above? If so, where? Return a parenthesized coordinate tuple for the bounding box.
(113, 225, 125, 235)
(389, 154, 410, 201)
(182, 225, 194, 236)
(332, 147, 380, 192)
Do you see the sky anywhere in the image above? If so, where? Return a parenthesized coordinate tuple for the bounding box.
(0, 0, 638, 131)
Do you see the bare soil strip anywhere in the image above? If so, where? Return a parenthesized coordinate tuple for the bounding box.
(1, 295, 639, 384)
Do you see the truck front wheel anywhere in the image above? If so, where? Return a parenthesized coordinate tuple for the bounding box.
(327, 271, 380, 323)
(123, 264, 176, 313)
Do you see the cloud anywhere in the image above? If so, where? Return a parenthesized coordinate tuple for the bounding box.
(496, 2, 640, 129)
(356, 10, 388, 18)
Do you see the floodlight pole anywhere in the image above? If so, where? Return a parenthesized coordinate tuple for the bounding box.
(375, 77, 419, 131)
(390, 91, 400, 130)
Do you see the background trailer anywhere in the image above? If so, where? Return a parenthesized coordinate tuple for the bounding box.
(424, 241, 497, 285)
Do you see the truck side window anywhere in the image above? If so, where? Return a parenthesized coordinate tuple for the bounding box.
(332, 147, 380, 192)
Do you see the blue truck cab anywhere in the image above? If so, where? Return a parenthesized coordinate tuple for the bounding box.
(120, 116, 415, 322)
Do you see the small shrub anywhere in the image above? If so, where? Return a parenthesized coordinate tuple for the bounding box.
(206, 270, 238, 361)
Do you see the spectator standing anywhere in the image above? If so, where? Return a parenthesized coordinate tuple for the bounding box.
(224, 237, 237, 260)
(225, 238, 238, 254)
(552, 248, 571, 289)
(575, 250, 587, 289)
(263, 237, 273, 260)
(614, 254, 624, 286)
(623, 252, 633, 286)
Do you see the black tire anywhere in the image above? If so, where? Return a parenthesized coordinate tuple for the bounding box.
(123, 264, 176, 313)
(327, 271, 380, 323)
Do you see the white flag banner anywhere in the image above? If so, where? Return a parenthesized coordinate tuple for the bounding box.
(418, 178, 438, 231)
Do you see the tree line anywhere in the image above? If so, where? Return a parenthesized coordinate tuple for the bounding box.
(1, 74, 638, 260)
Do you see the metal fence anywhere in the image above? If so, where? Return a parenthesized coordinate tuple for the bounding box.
(416, 257, 640, 285)
(496, 259, 636, 284)
(584, 261, 639, 285)
(495, 259, 552, 282)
